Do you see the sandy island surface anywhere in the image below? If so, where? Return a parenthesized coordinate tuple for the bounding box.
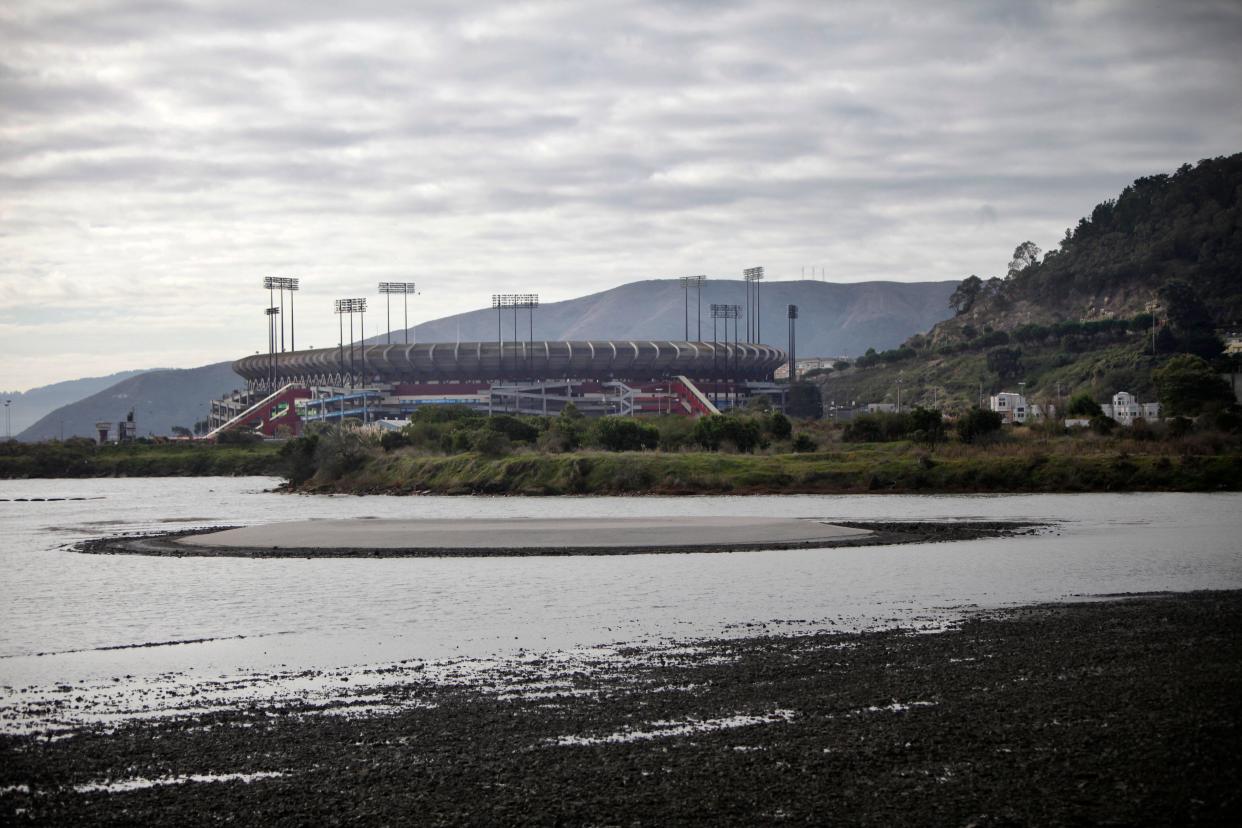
(178, 516, 871, 552)
(75, 518, 1045, 558)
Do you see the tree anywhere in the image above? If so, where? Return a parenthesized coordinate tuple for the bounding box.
(949, 275, 983, 315)
(909, 407, 946, 450)
(1066, 393, 1103, 418)
(1157, 280, 1224, 359)
(986, 347, 1024, 381)
(1153, 354, 1235, 416)
(786, 382, 823, 419)
(170, 425, 192, 438)
(767, 412, 793, 439)
(1007, 241, 1041, 278)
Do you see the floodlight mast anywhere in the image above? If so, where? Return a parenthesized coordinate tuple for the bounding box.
(694, 275, 705, 340)
(492, 293, 539, 380)
(787, 304, 798, 383)
(263, 277, 299, 352)
(378, 282, 417, 345)
(334, 298, 366, 389)
(743, 267, 764, 344)
(679, 277, 691, 340)
(711, 303, 741, 406)
(265, 306, 280, 391)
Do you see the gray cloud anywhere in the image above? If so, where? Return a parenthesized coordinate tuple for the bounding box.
(2, 0, 1241, 389)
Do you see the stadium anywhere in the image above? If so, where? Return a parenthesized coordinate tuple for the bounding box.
(208, 339, 789, 438)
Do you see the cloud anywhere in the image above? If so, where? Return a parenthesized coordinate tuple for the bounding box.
(1, 0, 1241, 388)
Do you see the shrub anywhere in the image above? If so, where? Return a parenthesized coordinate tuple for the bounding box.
(909, 407, 946, 449)
(1088, 414, 1116, 435)
(486, 414, 541, 444)
(843, 412, 913, 443)
(956, 408, 1003, 444)
(379, 430, 410, 452)
(315, 426, 369, 479)
(471, 429, 511, 456)
(279, 434, 319, 485)
(652, 416, 696, 451)
(791, 433, 817, 453)
(217, 429, 262, 445)
(1066, 393, 1103, 417)
(767, 412, 793, 440)
(409, 405, 483, 425)
(786, 383, 823, 419)
(591, 417, 659, 452)
(692, 415, 763, 453)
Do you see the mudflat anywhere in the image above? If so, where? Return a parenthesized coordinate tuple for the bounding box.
(3, 591, 1239, 825)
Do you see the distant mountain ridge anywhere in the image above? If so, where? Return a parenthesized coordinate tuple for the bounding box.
(18, 278, 956, 440)
(395, 278, 957, 359)
(17, 363, 239, 443)
(3, 369, 153, 436)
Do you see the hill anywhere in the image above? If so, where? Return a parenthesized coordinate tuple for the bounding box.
(932, 153, 1242, 347)
(814, 154, 1242, 413)
(388, 278, 956, 359)
(17, 363, 239, 442)
(2, 369, 152, 436)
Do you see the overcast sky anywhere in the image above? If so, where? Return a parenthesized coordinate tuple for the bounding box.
(3, 0, 1241, 390)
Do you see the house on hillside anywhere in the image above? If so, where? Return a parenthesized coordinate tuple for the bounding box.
(989, 392, 1056, 424)
(989, 392, 1028, 423)
(1100, 391, 1160, 425)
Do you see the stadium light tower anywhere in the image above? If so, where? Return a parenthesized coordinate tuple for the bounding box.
(263, 277, 299, 351)
(379, 282, 417, 345)
(334, 298, 366, 388)
(711, 303, 742, 406)
(493, 293, 539, 379)
(693, 275, 706, 340)
(265, 306, 280, 391)
(787, 304, 798, 383)
(678, 276, 706, 341)
(744, 267, 764, 344)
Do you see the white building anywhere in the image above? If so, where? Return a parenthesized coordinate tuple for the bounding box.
(989, 392, 1029, 423)
(989, 392, 1056, 424)
(1100, 391, 1160, 426)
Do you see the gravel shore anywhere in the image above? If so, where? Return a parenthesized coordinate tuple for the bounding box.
(3, 591, 1239, 825)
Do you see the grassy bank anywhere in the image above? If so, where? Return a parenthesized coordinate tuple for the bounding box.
(297, 437, 1242, 496)
(0, 439, 286, 479)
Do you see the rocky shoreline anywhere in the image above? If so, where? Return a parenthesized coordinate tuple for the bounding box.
(3, 591, 1239, 825)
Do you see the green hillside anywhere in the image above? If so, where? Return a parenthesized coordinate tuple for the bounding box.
(814, 154, 1242, 413)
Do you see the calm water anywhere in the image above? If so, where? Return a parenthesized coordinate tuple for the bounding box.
(2, 478, 1240, 729)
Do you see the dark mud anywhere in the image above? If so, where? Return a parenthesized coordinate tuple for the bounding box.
(3, 591, 1240, 825)
(72, 520, 1044, 558)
